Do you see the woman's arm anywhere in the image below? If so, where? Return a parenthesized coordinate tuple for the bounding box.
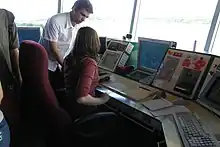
(77, 94, 109, 106)
(76, 58, 109, 105)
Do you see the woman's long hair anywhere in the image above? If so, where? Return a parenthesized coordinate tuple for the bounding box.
(70, 26, 100, 63)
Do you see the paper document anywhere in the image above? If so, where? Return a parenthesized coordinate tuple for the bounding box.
(125, 43, 134, 54)
(126, 88, 152, 101)
(142, 98, 173, 111)
(151, 106, 190, 117)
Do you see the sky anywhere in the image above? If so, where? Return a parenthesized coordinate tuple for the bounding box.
(139, 0, 218, 18)
(0, 0, 219, 53)
(0, 0, 218, 22)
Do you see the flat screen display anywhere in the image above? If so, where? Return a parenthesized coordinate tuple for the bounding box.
(100, 53, 120, 71)
(139, 40, 169, 70)
(206, 78, 220, 105)
(174, 68, 201, 95)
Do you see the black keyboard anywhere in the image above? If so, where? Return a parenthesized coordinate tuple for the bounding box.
(174, 112, 220, 147)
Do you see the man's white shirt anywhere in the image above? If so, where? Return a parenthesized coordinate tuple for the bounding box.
(40, 12, 80, 72)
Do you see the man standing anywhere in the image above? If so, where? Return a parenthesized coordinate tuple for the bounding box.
(0, 9, 21, 89)
(40, 0, 93, 91)
(0, 8, 21, 146)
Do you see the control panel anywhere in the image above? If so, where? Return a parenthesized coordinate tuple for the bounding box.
(152, 49, 212, 99)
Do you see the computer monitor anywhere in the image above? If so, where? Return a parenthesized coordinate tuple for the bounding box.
(99, 37, 107, 54)
(107, 39, 128, 51)
(153, 49, 212, 99)
(199, 70, 220, 116)
(198, 56, 220, 96)
(127, 38, 176, 85)
(138, 37, 174, 72)
(18, 26, 41, 44)
(98, 50, 123, 72)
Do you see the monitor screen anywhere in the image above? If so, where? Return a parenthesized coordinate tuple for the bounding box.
(139, 40, 170, 70)
(18, 27, 41, 43)
(99, 51, 121, 71)
(206, 78, 220, 105)
(174, 68, 201, 95)
(199, 71, 220, 115)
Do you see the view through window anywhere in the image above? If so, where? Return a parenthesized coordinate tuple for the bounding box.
(63, 0, 134, 39)
(210, 20, 220, 55)
(1, 0, 219, 53)
(135, 0, 218, 52)
(0, 0, 57, 27)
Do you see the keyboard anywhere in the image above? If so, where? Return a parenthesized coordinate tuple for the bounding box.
(174, 112, 220, 147)
(128, 70, 154, 85)
(129, 70, 148, 81)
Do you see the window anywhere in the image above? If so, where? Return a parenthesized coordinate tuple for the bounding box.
(134, 0, 218, 52)
(209, 1, 220, 56)
(63, 0, 134, 39)
(210, 22, 220, 55)
(0, 0, 58, 26)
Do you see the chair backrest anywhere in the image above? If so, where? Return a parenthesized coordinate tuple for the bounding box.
(19, 40, 73, 146)
(19, 40, 58, 106)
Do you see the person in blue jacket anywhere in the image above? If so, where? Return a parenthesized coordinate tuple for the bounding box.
(0, 81, 10, 147)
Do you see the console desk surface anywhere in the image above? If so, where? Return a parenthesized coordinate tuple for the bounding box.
(100, 73, 220, 147)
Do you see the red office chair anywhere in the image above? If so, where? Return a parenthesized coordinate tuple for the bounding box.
(19, 40, 118, 147)
(19, 40, 73, 147)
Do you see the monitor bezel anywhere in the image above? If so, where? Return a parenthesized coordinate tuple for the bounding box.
(137, 37, 173, 72)
(99, 37, 107, 54)
(199, 70, 220, 114)
(107, 39, 128, 51)
(152, 48, 213, 99)
(98, 49, 123, 72)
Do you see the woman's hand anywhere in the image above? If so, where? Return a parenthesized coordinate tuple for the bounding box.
(77, 93, 110, 106)
(0, 81, 3, 100)
(100, 93, 110, 103)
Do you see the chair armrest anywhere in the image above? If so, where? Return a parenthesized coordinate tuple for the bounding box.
(73, 112, 117, 138)
(74, 112, 116, 124)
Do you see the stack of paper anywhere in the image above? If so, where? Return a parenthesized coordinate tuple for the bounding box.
(151, 106, 190, 117)
(142, 98, 190, 116)
(126, 88, 153, 101)
(142, 98, 173, 111)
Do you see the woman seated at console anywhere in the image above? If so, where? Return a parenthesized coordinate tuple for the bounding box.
(63, 27, 109, 119)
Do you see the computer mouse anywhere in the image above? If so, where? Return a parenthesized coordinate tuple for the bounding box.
(99, 76, 110, 83)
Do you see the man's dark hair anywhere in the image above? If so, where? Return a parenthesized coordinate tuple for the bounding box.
(72, 0, 93, 13)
